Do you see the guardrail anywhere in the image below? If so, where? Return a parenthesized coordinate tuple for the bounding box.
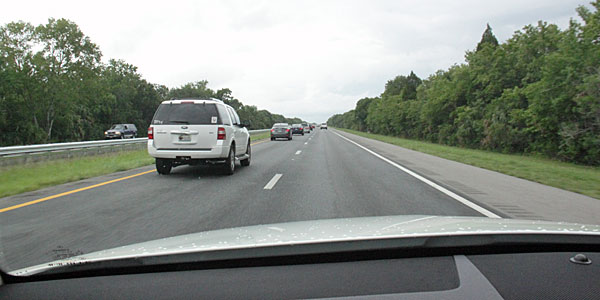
(0, 138, 147, 157)
(0, 129, 270, 157)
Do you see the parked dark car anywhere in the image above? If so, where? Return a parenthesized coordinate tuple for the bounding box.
(105, 124, 137, 139)
(270, 123, 292, 141)
(291, 124, 304, 135)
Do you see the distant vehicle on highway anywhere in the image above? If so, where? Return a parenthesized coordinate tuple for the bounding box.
(147, 99, 251, 175)
(291, 124, 304, 135)
(104, 124, 137, 139)
(271, 123, 292, 140)
(302, 123, 311, 133)
(320, 123, 328, 130)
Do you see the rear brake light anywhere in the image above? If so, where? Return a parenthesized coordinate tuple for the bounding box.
(286, 129, 290, 132)
(181, 101, 194, 104)
(217, 127, 226, 140)
(271, 129, 275, 132)
(148, 127, 153, 139)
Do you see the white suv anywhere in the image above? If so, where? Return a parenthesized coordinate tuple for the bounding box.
(147, 99, 251, 175)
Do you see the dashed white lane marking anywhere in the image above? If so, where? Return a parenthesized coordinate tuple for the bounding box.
(295, 150, 302, 155)
(304, 142, 308, 145)
(264, 174, 283, 190)
(331, 131, 500, 218)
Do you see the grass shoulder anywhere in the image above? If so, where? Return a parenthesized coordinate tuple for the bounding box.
(336, 128, 600, 200)
(0, 149, 154, 199)
(250, 131, 270, 142)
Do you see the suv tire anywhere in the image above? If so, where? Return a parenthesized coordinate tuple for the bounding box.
(241, 141, 251, 166)
(156, 158, 172, 175)
(222, 146, 235, 175)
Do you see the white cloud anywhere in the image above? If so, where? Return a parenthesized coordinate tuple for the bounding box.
(1, 0, 586, 122)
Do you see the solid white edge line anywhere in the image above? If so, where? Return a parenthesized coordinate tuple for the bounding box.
(264, 174, 283, 190)
(331, 131, 501, 218)
(295, 150, 302, 155)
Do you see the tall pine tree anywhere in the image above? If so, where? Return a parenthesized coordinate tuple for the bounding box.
(476, 24, 499, 51)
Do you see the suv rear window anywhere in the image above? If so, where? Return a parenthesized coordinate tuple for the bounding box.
(152, 103, 221, 125)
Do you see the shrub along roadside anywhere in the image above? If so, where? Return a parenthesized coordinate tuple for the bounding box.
(337, 128, 600, 200)
(0, 132, 271, 199)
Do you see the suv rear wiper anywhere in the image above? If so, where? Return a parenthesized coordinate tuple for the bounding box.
(169, 120, 189, 124)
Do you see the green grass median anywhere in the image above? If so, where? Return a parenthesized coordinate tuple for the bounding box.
(0, 149, 154, 199)
(0, 131, 271, 199)
(250, 131, 270, 142)
(336, 128, 600, 200)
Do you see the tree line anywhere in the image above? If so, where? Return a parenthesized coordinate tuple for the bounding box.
(328, 1, 600, 165)
(0, 18, 303, 146)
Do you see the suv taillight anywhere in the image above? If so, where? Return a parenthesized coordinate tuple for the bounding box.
(148, 127, 153, 139)
(217, 127, 226, 140)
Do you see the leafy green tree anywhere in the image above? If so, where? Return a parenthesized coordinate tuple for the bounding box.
(0, 18, 102, 143)
(167, 81, 214, 99)
(33, 18, 102, 141)
(0, 21, 45, 144)
(96, 59, 163, 139)
(215, 88, 243, 110)
(354, 97, 375, 131)
(382, 71, 421, 100)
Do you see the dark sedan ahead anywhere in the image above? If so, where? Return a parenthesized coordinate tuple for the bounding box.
(270, 123, 292, 141)
(291, 124, 304, 135)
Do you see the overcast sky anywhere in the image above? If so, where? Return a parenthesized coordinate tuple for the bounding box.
(2, 0, 588, 122)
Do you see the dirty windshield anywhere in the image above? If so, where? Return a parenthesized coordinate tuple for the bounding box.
(0, 0, 598, 274)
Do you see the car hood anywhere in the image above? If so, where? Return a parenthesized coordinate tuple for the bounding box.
(10, 215, 600, 276)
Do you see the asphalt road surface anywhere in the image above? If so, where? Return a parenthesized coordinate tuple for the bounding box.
(0, 129, 489, 271)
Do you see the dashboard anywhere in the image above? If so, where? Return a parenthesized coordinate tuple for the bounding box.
(1, 251, 598, 299)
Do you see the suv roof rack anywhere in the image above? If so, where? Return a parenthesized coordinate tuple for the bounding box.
(163, 98, 225, 105)
(168, 97, 220, 101)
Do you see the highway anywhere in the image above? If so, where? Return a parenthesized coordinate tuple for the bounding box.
(0, 129, 515, 270)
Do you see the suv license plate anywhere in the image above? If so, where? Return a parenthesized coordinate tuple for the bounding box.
(179, 135, 191, 142)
